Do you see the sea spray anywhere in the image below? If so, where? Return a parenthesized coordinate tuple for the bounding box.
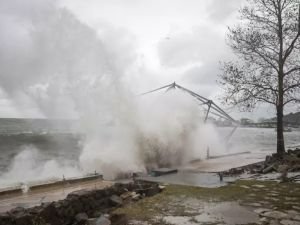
(136, 90, 226, 170)
(0, 0, 228, 184)
(0, 147, 81, 187)
(77, 86, 227, 179)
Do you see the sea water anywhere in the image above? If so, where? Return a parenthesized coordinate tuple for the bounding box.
(0, 118, 299, 187)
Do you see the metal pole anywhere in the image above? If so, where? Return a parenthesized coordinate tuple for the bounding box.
(204, 100, 212, 123)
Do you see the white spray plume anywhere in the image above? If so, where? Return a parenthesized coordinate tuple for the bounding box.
(0, 146, 81, 187)
(0, 0, 228, 184)
(78, 85, 227, 179)
(135, 90, 226, 169)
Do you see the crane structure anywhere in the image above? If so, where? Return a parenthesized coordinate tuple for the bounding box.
(141, 82, 239, 140)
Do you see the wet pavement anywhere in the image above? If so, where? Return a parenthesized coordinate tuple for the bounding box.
(138, 151, 266, 188)
(0, 179, 113, 213)
(182, 151, 265, 172)
(138, 171, 236, 188)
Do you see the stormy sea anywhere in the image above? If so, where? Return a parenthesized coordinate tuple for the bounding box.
(0, 118, 300, 188)
(0, 118, 82, 187)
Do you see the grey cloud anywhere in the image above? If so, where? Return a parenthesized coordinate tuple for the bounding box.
(180, 61, 223, 98)
(207, 0, 242, 22)
(182, 62, 220, 85)
(157, 24, 235, 99)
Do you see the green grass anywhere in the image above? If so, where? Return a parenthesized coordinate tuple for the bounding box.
(114, 180, 300, 224)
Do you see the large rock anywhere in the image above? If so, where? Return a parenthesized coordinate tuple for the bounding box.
(88, 215, 111, 225)
(109, 195, 123, 206)
(95, 190, 106, 200)
(131, 192, 141, 201)
(8, 207, 25, 216)
(120, 192, 131, 200)
(39, 202, 57, 219)
(15, 213, 32, 225)
(0, 213, 13, 225)
(70, 199, 84, 215)
(7, 207, 32, 225)
(263, 164, 277, 173)
(68, 189, 92, 200)
(109, 213, 127, 225)
(0, 181, 161, 225)
(135, 184, 161, 197)
(75, 212, 88, 225)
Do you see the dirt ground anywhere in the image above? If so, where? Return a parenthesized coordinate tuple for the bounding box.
(115, 180, 300, 225)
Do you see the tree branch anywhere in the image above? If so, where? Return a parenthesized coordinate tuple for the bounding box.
(283, 82, 300, 92)
(284, 66, 300, 76)
(283, 98, 300, 106)
(283, 5, 300, 62)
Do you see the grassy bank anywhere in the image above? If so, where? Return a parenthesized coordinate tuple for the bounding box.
(115, 180, 300, 224)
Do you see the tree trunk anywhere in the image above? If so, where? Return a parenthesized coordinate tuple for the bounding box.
(277, 2, 285, 156)
(276, 104, 285, 155)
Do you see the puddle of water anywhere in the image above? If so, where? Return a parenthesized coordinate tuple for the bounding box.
(138, 172, 237, 188)
(194, 213, 219, 223)
(162, 199, 259, 225)
(163, 216, 198, 225)
(203, 202, 259, 225)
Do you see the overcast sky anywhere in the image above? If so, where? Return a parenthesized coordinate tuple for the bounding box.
(60, 0, 239, 90)
(0, 0, 279, 120)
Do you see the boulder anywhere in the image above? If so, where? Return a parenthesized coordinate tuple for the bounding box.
(0, 212, 13, 225)
(109, 195, 123, 206)
(159, 185, 166, 190)
(39, 202, 62, 225)
(75, 212, 88, 225)
(0, 181, 161, 225)
(8, 207, 25, 216)
(138, 186, 161, 197)
(67, 189, 91, 200)
(95, 190, 106, 200)
(15, 212, 32, 225)
(88, 215, 111, 225)
(263, 164, 276, 173)
(131, 192, 141, 201)
(120, 192, 131, 200)
(70, 198, 84, 215)
(109, 213, 127, 225)
(39, 202, 57, 219)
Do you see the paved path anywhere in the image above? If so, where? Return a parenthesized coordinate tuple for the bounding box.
(0, 179, 113, 213)
(182, 151, 265, 172)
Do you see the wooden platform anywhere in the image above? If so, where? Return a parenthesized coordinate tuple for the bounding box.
(150, 168, 178, 177)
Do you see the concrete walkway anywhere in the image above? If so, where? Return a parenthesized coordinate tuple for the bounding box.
(182, 151, 265, 172)
(0, 179, 113, 213)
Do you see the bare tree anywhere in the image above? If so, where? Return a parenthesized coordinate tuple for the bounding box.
(220, 0, 300, 155)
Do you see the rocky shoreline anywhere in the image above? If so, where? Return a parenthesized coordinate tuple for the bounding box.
(223, 148, 300, 178)
(1, 149, 300, 225)
(0, 181, 162, 225)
